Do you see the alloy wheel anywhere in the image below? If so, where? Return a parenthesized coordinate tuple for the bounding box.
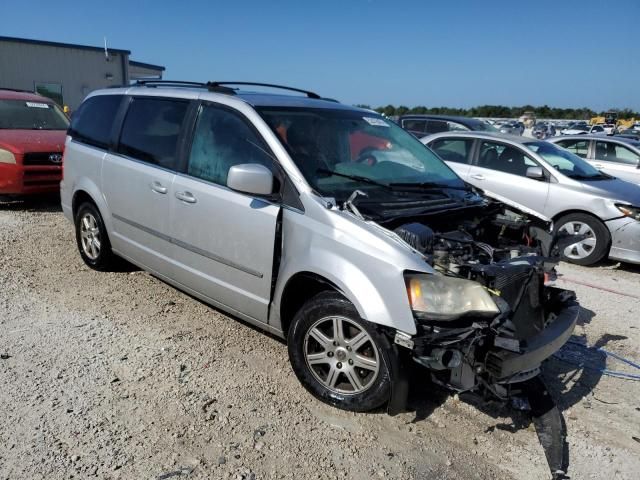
(80, 213, 101, 260)
(303, 316, 380, 395)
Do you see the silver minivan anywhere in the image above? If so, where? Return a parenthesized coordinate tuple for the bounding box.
(61, 81, 578, 415)
(423, 132, 640, 266)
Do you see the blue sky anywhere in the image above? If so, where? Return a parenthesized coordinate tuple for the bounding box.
(2, 0, 638, 110)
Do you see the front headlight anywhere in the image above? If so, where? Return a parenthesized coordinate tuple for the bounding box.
(616, 204, 640, 221)
(405, 273, 500, 321)
(0, 149, 16, 164)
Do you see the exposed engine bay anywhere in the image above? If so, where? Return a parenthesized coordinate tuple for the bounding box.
(385, 200, 578, 479)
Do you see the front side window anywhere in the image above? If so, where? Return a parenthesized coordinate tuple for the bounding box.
(524, 141, 603, 179)
(187, 104, 274, 186)
(556, 139, 589, 158)
(478, 141, 537, 176)
(69, 95, 121, 148)
(430, 138, 473, 164)
(0, 99, 69, 131)
(594, 141, 640, 165)
(118, 97, 188, 170)
(258, 107, 465, 202)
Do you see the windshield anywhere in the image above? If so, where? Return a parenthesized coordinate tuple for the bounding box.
(0, 99, 69, 130)
(258, 107, 467, 201)
(524, 141, 605, 179)
(572, 125, 589, 131)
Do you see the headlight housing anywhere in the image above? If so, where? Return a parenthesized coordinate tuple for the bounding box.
(405, 273, 500, 321)
(0, 148, 16, 164)
(616, 204, 640, 222)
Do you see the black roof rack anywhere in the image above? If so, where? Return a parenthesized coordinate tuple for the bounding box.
(131, 80, 321, 99)
(206, 82, 321, 99)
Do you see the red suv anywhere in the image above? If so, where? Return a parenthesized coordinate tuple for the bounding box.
(0, 89, 69, 195)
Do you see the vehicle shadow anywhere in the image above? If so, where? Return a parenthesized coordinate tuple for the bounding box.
(0, 193, 62, 213)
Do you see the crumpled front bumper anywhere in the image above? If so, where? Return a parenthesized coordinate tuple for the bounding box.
(485, 303, 579, 380)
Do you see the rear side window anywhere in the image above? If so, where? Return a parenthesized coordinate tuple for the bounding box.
(430, 138, 473, 164)
(69, 95, 122, 149)
(117, 97, 189, 170)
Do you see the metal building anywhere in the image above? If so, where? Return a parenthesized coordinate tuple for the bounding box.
(0, 36, 164, 110)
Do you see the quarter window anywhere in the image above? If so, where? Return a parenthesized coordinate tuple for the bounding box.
(117, 97, 189, 170)
(556, 139, 589, 158)
(478, 141, 537, 176)
(430, 138, 473, 164)
(187, 105, 274, 187)
(69, 95, 122, 149)
(594, 141, 640, 165)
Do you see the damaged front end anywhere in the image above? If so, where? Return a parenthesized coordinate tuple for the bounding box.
(385, 199, 577, 478)
(381, 198, 578, 396)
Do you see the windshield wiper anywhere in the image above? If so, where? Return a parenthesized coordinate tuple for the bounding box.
(388, 181, 470, 191)
(316, 168, 392, 190)
(567, 173, 611, 180)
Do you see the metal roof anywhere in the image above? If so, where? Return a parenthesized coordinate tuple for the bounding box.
(129, 60, 166, 71)
(0, 35, 131, 55)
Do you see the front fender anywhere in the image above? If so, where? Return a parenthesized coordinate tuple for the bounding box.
(272, 207, 424, 335)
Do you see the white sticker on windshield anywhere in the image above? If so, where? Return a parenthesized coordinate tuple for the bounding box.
(25, 102, 50, 109)
(363, 117, 389, 127)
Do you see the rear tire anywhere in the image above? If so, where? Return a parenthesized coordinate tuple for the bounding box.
(556, 213, 609, 266)
(287, 291, 393, 412)
(75, 202, 117, 271)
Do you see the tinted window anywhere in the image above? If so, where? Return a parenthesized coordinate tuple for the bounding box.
(118, 97, 188, 170)
(69, 95, 122, 149)
(556, 139, 589, 158)
(402, 119, 426, 133)
(478, 141, 537, 176)
(425, 120, 448, 134)
(187, 104, 274, 187)
(594, 141, 640, 165)
(430, 138, 473, 164)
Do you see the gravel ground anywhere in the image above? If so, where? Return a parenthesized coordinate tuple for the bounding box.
(1, 195, 639, 480)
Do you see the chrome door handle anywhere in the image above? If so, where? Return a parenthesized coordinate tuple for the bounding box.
(470, 174, 485, 180)
(150, 181, 167, 194)
(175, 191, 197, 204)
(594, 164, 604, 169)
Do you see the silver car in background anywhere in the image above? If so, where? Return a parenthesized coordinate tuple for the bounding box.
(423, 131, 640, 265)
(549, 135, 640, 185)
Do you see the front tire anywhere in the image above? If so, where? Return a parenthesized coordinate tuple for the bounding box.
(75, 202, 117, 271)
(556, 213, 610, 266)
(287, 291, 393, 412)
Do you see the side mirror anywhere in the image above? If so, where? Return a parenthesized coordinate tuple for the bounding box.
(526, 166, 545, 179)
(227, 163, 273, 195)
